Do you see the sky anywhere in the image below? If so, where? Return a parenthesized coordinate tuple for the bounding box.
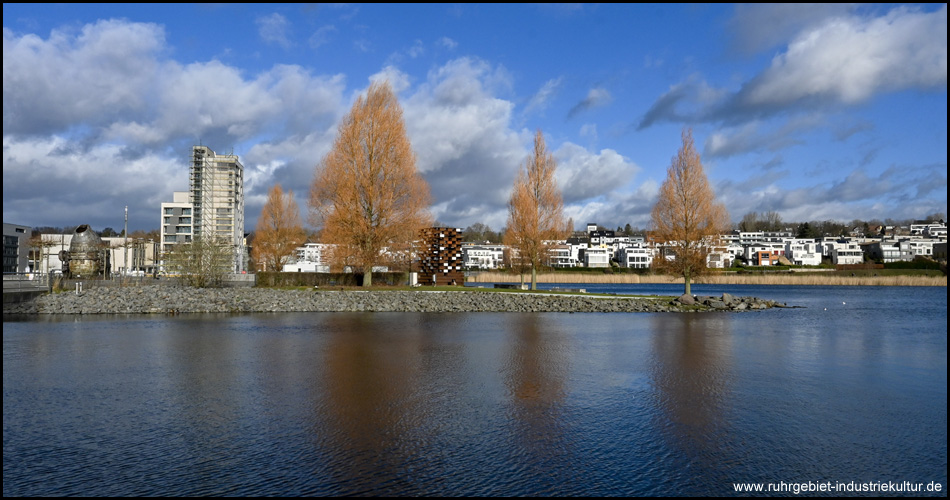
(3, 3, 947, 234)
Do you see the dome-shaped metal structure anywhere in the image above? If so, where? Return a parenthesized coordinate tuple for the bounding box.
(66, 224, 106, 278)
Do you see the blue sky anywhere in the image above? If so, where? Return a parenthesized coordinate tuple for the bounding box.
(3, 3, 947, 234)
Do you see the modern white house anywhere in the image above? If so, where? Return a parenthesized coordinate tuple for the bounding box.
(462, 244, 506, 270)
(619, 245, 653, 269)
(282, 242, 332, 273)
(583, 246, 611, 268)
(784, 239, 822, 266)
(546, 243, 579, 268)
(825, 241, 864, 265)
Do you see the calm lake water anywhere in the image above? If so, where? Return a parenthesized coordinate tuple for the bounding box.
(3, 285, 947, 496)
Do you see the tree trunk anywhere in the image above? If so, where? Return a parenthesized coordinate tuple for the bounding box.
(684, 274, 691, 296)
(364, 266, 373, 287)
(531, 265, 537, 290)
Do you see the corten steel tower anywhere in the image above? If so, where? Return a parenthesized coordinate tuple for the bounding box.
(419, 227, 464, 286)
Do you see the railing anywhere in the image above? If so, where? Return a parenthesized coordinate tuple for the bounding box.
(2, 273, 51, 293)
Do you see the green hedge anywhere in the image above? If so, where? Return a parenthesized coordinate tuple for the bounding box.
(256, 271, 409, 287)
(883, 258, 943, 271)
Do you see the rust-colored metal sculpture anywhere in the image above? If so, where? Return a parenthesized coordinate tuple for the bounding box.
(65, 224, 108, 278)
(418, 227, 464, 286)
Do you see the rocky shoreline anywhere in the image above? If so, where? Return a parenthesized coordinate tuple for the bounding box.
(3, 285, 784, 315)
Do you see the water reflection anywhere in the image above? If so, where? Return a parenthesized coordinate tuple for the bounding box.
(501, 315, 574, 494)
(649, 314, 737, 490)
(316, 314, 432, 494)
(3, 287, 947, 496)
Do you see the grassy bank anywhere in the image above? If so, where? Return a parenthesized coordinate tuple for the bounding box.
(468, 271, 947, 287)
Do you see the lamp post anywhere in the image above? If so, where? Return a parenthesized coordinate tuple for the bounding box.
(124, 206, 129, 277)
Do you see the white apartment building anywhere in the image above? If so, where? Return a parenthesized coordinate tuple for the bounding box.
(547, 244, 579, 268)
(282, 243, 332, 273)
(904, 239, 938, 258)
(619, 245, 653, 269)
(584, 246, 611, 268)
(159, 191, 194, 273)
(462, 244, 506, 270)
(743, 243, 785, 262)
(865, 240, 913, 263)
(825, 242, 864, 265)
(784, 239, 822, 266)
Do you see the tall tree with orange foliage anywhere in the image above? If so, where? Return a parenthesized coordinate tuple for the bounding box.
(309, 80, 432, 286)
(650, 128, 730, 296)
(504, 129, 568, 290)
(252, 183, 307, 272)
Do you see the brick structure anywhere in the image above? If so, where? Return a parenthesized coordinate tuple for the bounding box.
(419, 227, 464, 285)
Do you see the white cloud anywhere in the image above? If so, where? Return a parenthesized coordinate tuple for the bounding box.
(438, 37, 458, 50)
(740, 5, 947, 108)
(554, 143, 639, 203)
(3, 20, 164, 135)
(256, 13, 293, 49)
(523, 77, 563, 117)
(568, 87, 612, 119)
(308, 25, 337, 50)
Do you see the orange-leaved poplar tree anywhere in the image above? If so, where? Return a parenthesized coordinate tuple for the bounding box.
(504, 129, 568, 290)
(252, 183, 307, 272)
(650, 128, 730, 296)
(309, 80, 432, 287)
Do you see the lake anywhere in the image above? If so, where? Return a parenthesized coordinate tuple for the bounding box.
(3, 285, 947, 496)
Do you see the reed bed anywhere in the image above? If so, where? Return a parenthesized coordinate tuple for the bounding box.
(468, 271, 947, 287)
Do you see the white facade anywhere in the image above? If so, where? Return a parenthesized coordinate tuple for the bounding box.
(784, 239, 822, 266)
(584, 246, 611, 268)
(619, 246, 653, 269)
(160, 191, 194, 272)
(547, 244, 579, 268)
(282, 242, 332, 273)
(462, 244, 506, 270)
(744, 243, 785, 262)
(825, 242, 864, 265)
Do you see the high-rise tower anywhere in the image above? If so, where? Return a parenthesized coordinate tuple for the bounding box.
(189, 146, 246, 272)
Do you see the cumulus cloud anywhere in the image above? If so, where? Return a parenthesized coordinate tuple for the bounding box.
(726, 4, 858, 56)
(735, 5, 947, 110)
(715, 163, 948, 224)
(639, 5, 947, 129)
(401, 58, 526, 228)
(3, 20, 165, 136)
(554, 143, 639, 203)
(2, 19, 347, 231)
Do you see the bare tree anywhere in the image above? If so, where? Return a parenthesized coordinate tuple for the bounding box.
(252, 184, 306, 272)
(738, 211, 760, 232)
(163, 236, 232, 288)
(309, 80, 432, 286)
(650, 128, 730, 295)
(504, 129, 568, 290)
(763, 210, 783, 232)
(27, 234, 58, 274)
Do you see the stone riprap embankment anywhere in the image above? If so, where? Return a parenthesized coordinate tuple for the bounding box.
(3, 285, 783, 315)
